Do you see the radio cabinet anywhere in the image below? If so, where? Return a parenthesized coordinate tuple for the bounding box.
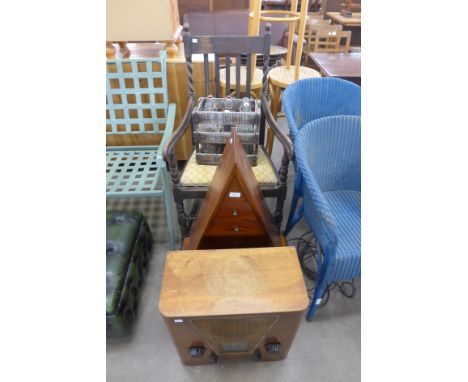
(159, 246, 309, 364)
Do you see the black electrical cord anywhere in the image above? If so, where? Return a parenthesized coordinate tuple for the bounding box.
(287, 231, 356, 308)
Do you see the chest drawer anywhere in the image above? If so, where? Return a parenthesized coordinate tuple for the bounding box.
(205, 216, 266, 236)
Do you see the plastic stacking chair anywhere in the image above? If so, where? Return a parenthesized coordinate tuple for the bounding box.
(283, 77, 360, 235)
(295, 115, 361, 320)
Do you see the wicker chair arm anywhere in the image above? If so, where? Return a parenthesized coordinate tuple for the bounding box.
(261, 95, 294, 161)
(300, 164, 338, 257)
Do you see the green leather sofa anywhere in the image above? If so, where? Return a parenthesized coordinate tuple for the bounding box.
(106, 211, 153, 337)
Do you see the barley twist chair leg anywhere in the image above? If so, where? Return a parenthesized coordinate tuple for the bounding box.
(175, 200, 189, 238)
(275, 151, 290, 232)
(161, 168, 175, 249)
(274, 194, 285, 232)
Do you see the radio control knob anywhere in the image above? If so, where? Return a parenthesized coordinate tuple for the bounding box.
(189, 346, 205, 358)
(253, 349, 262, 361)
(265, 342, 281, 353)
(210, 353, 218, 363)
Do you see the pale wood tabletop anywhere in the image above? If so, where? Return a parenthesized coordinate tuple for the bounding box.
(159, 246, 309, 318)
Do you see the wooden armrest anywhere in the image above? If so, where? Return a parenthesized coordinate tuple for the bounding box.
(157, 103, 176, 154)
(163, 97, 194, 162)
(261, 95, 294, 161)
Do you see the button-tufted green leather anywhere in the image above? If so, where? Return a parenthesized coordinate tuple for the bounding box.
(106, 211, 153, 337)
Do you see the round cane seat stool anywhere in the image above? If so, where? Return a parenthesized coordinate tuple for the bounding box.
(266, 65, 321, 154)
(269, 65, 321, 88)
(220, 66, 264, 98)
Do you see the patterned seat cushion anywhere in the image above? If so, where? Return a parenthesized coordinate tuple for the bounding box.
(180, 147, 278, 186)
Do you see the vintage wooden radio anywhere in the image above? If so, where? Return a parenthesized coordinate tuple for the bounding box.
(192, 96, 261, 165)
(159, 246, 309, 364)
(183, 129, 285, 250)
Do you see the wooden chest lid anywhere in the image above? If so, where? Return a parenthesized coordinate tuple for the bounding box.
(159, 246, 309, 318)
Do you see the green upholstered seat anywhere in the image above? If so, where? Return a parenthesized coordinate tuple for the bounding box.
(106, 211, 153, 337)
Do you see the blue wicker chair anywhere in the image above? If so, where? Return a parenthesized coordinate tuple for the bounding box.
(283, 77, 361, 235)
(295, 115, 361, 321)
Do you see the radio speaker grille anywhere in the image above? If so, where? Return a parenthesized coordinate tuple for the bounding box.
(190, 315, 279, 355)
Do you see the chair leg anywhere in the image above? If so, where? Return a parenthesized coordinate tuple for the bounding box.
(274, 193, 286, 232)
(161, 168, 175, 250)
(307, 251, 330, 321)
(284, 169, 305, 235)
(274, 152, 291, 232)
(307, 284, 326, 321)
(175, 199, 189, 239)
(284, 191, 300, 236)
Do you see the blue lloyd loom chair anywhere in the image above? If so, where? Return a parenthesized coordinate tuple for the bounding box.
(295, 115, 361, 320)
(282, 77, 361, 235)
(106, 51, 175, 249)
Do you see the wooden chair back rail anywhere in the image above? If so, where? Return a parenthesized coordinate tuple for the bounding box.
(183, 24, 271, 101)
(313, 30, 352, 53)
(306, 24, 343, 37)
(301, 19, 332, 37)
(304, 24, 345, 63)
(306, 19, 331, 26)
(182, 23, 271, 145)
(305, 25, 343, 44)
(306, 25, 343, 45)
(308, 24, 343, 32)
(186, 35, 268, 55)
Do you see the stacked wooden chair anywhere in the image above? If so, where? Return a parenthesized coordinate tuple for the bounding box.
(304, 24, 351, 63)
(312, 29, 351, 53)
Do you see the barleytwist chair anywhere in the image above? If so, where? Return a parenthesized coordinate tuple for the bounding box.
(163, 24, 293, 239)
(295, 115, 361, 320)
(283, 77, 361, 235)
(106, 51, 176, 249)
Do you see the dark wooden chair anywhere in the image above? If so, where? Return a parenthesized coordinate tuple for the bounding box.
(163, 23, 293, 239)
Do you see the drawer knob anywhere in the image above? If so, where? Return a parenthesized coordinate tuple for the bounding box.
(233, 226, 240, 232)
(232, 209, 238, 216)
